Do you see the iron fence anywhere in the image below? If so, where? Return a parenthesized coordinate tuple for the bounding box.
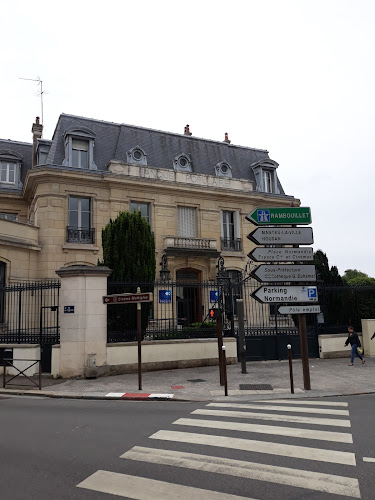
(0, 280, 60, 345)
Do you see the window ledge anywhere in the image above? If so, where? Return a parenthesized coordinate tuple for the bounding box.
(220, 251, 245, 257)
(63, 243, 99, 253)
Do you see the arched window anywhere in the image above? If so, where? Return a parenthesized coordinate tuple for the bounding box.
(215, 161, 232, 178)
(173, 154, 192, 172)
(126, 146, 147, 165)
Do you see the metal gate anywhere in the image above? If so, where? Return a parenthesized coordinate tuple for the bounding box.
(0, 280, 60, 372)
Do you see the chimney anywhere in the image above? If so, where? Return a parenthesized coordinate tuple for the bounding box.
(31, 116, 43, 168)
(223, 132, 231, 144)
(184, 124, 192, 136)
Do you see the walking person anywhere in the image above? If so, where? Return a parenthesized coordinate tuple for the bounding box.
(345, 326, 365, 366)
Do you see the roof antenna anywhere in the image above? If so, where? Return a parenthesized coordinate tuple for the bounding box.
(19, 76, 47, 133)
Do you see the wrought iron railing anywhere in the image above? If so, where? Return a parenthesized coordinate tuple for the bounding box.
(221, 238, 242, 252)
(66, 226, 95, 244)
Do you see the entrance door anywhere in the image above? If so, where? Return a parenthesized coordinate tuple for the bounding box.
(176, 269, 202, 326)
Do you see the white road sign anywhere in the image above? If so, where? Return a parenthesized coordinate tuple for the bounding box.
(247, 227, 313, 245)
(252, 265, 316, 283)
(252, 286, 318, 304)
(278, 305, 321, 314)
(248, 247, 314, 262)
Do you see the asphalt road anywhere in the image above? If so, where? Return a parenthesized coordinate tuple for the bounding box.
(0, 394, 374, 500)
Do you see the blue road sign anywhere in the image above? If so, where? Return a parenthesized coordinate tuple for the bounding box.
(159, 290, 172, 304)
(210, 291, 219, 303)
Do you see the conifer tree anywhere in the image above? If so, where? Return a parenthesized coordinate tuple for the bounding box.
(100, 211, 156, 336)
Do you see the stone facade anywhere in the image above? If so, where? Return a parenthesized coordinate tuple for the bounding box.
(0, 115, 299, 283)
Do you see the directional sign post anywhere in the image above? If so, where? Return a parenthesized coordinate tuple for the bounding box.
(248, 227, 313, 246)
(248, 247, 314, 262)
(103, 292, 153, 304)
(252, 286, 318, 304)
(246, 207, 312, 226)
(251, 265, 316, 283)
(103, 289, 154, 390)
(278, 305, 321, 315)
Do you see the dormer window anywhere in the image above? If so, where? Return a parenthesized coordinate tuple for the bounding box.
(1, 162, 15, 184)
(251, 159, 280, 194)
(127, 146, 147, 165)
(63, 128, 97, 170)
(72, 140, 89, 169)
(215, 161, 232, 178)
(174, 154, 192, 171)
(0, 150, 23, 190)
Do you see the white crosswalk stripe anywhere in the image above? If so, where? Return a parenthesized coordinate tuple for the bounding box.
(150, 429, 356, 465)
(173, 417, 353, 443)
(192, 408, 351, 427)
(256, 399, 349, 407)
(206, 402, 350, 415)
(77, 470, 254, 499)
(77, 398, 362, 499)
(121, 446, 361, 498)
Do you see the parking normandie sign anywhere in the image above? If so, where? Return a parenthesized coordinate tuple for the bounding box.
(246, 207, 312, 226)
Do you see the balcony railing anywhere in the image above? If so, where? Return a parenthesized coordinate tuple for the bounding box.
(221, 238, 242, 252)
(164, 236, 217, 251)
(66, 226, 95, 244)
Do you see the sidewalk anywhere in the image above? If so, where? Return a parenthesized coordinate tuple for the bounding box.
(1, 356, 374, 401)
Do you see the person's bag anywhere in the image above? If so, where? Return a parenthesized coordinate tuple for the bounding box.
(358, 347, 364, 355)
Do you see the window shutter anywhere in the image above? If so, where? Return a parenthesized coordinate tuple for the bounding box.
(178, 206, 197, 237)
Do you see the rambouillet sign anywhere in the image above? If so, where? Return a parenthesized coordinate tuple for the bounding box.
(246, 207, 312, 226)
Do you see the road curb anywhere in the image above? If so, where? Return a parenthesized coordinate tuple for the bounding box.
(1, 388, 374, 402)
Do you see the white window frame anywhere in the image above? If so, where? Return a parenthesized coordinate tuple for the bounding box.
(68, 196, 92, 229)
(0, 162, 16, 184)
(71, 140, 89, 169)
(263, 170, 273, 193)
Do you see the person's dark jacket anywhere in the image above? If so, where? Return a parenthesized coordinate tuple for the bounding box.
(345, 332, 361, 347)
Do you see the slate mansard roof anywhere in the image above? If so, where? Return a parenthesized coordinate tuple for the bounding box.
(1, 114, 286, 194)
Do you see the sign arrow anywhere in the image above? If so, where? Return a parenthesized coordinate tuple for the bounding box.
(246, 207, 312, 226)
(251, 265, 317, 282)
(247, 227, 313, 245)
(248, 247, 314, 262)
(251, 285, 318, 304)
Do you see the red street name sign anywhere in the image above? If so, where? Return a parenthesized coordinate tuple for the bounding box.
(103, 292, 153, 304)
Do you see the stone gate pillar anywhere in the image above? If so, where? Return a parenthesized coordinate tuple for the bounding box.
(55, 265, 111, 378)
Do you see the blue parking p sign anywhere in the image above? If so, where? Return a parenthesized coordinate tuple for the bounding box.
(307, 287, 317, 299)
(159, 290, 172, 304)
(210, 291, 219, 303)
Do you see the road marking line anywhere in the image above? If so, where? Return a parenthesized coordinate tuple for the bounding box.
(105, 393, 126, 398)
(207, 402, 349, 416)
(174, 418, 353, 443)
(122, 446, 361, 498)
(363, 457, 375, 462)
(77, 470, 253, 499)
(150, 430, 356, 466)
(257, 399, 348, 407)
(193, 409, 351, 428)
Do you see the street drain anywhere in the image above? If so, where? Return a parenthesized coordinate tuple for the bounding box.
(187, 379, 206, 383)
(239, 384, 273, 391)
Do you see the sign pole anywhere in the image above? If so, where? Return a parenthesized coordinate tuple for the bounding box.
(137, 287, 142, 391)
(216, 313, 224, 386)
(236, 299, 247, 374)
(298, 313, 311, 390)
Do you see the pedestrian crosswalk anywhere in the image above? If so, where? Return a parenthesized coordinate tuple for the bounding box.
(77, 398, 362, 499)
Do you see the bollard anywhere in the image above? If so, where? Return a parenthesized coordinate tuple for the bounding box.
(287, 344, 294, 394)
(222, 345, 228, 396)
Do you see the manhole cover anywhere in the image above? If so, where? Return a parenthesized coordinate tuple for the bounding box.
(239, 384, 273, 391)
(187, 379, 206, 383)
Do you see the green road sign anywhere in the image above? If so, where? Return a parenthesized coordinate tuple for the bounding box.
(246, 207, 312, 226)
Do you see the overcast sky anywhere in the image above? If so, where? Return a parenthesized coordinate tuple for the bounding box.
(1, 0, 374, 277)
